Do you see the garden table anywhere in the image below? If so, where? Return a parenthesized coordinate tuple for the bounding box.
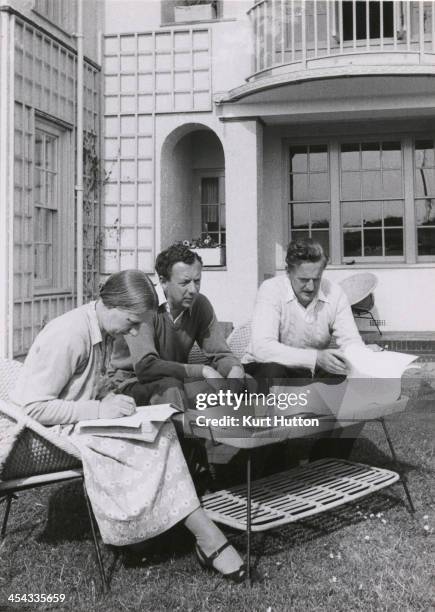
(178, 395, 414, 583)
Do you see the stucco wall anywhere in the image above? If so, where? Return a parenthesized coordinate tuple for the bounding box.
(161, 134, 193, 248)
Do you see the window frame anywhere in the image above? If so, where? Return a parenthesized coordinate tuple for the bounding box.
(33, 115, 74, 295)
(413, 136, 435, 262)
(339, 138, 406, 264)
(193, 167, 226, 249)
(161, 0, 220, 26)
(284, 132, 435, 267)
(288, 143, 331, 259)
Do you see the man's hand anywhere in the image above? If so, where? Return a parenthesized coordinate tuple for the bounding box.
(225, 365, 246, 393)
(316, 349, 348, 375)
(99, 393, 136, 419)
(202, 365, 223, 379)
(226, 365, 245, 379)
(201, 365, 225, 392)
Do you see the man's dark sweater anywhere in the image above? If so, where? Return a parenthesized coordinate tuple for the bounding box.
(110, 293, 240, 383)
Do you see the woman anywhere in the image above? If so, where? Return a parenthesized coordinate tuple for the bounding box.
(10, 270, 245, 582)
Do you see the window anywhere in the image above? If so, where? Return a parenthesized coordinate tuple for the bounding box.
(289, 145, 330, 256)
(415, 140, 435, 256)
(341, 1, 394, 41)
(161, 0, 219, 25)
(341, 142, 404, 258)
(34, 118, 72, 292)
(288, 137, 435, 264)
(200, 174, 225, 246)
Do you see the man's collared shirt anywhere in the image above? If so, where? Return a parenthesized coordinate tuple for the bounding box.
(242, 274, 363, 371)
(158, 284, 185, 325)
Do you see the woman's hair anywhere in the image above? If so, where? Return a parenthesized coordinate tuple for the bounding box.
(155, 243, 202, 280)
(99, 270, 158, 314)
(285, 237, 328, 270)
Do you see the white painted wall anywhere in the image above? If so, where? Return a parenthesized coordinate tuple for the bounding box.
(161, 134, 193, 247)
(104, 0, 253, 91)
(105, 0, 161, 32)
(104, 0, 250, 33)
(324, 267, 435, 332)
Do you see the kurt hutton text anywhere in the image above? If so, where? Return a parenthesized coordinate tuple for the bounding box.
(194, 415, 320, 428)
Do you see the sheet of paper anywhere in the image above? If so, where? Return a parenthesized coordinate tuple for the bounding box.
(273, 349, 418, 420)
(82, 412, 145, 430)
(136, 403, 180, 422)
(335, 347, 419, 417)
(78, 403, 179, 433)
(343, 345, 419, 379)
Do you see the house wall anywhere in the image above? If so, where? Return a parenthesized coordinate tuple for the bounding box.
(102, 1, 258, 324)
(161, 134, 192, 247)
(1, 0, 104, 63)
(155, 114, 260, 324)
(260, 120, 435, 332)
(324, 267, 435, 332)
(0, 11, 13, 357)
(0, 5, 102, 357)
(103, 0, 435, 331)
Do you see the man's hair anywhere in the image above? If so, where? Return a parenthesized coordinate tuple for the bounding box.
(285, 238, 328, 270)
(155, 243, 203, 280)
(99, 269, 158, 314)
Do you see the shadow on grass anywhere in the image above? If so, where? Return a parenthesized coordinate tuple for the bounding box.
(35, 480, 195, 571)
(38, 481, 93, 542)
(8, 431, 420, 583)
(352, 433, 433, 476)
(220, 490, 401, 571)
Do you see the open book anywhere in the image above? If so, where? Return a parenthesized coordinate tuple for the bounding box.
(77, 403, 181, 442)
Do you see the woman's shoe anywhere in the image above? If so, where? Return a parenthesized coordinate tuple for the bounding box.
(195, 541, 247, 583)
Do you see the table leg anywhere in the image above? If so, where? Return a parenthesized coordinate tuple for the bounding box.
(246, 449, 252, 585)
(379, 417, 415, 514)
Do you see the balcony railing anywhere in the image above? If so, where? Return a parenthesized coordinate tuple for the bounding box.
(248, 0, 435, 77)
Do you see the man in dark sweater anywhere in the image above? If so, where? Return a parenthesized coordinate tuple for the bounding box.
(109, 244, 245, 410)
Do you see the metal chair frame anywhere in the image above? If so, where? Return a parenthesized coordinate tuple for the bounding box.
(0, 358, 109, 592)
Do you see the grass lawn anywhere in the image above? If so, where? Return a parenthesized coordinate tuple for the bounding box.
(0, 370, 434, 611)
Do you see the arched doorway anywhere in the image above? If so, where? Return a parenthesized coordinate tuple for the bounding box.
(160, 124, 225, 263)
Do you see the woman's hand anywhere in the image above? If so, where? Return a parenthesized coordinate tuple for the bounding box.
(99, 393, 136, 419)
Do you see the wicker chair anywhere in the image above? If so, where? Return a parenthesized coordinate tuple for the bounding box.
(0, 358, 108, 591)
(187, 322, 235, 365)
(227, 321, 252, 360)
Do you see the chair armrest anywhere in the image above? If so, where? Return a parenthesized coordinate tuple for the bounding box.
(0, 399, 81, 480)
